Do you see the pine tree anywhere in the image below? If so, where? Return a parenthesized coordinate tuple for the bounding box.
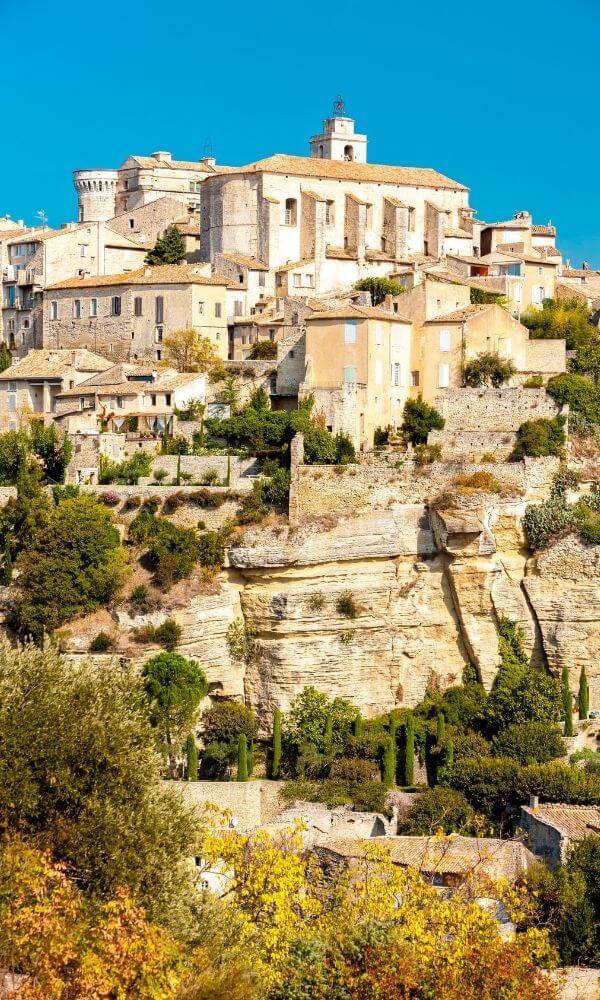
(145, 225, 186, 266)
(271, 708, 282, 778)
(185, 733, 198, 781)
(404, 714, 415, 786)
(237, 734, 248, 781)
(382, 737, 396, 789)
(562, 665, 573, 736)
(579, 665, 590, 721)
(0, 342, 11, 373)
(436, 712, 446, 746)
(247, 738, 255, 777)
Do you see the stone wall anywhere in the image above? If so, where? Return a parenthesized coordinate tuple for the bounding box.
(525, 338, 567, 374)
(78, 484, 242, 530)
(433, 388, 562, 433)
(169, 779, 285, 830)
(140, 454, 259, 488)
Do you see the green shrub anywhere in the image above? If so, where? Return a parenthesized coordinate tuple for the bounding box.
(99, 452, 152, 485)
(480, 452, 497, 463)
(89, 631, 114, 653)
(399, 786, 479, 835)
(226, 620, 256, 663)
(451, 470, 505, 494)
(52, 484, 80, 504)
(202, 700, 258, 745)
(523, 495, 584, 549)
(463, 351, 516, 388)
(523, 376, 544, 388)
(154, 469, 169, 483)
(336, 592, 359, 619)
(153, 619, 182, 650)
(129, 584, 155, 614)
(512, 415, 566, 458)
(307, 592, 325, 612)
(285, 686, 357, 758)
(522, 298, 595, 350)
(248, 340, 278, 360)
(201, 468, 221, 486)
(402, 396, 445, 445)
(354, 276, 405, 305)
(142, 651, 207, 747)
(547, 372, 600, 425)
(491, 721, 565, 765)
(160, 435, 189, 456)
(484, 618, 560, 735)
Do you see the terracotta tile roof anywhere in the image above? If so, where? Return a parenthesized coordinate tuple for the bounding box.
(56, 368, 203, 398)
(326, 246, 358, 260)
(365, 248, 397, 262)
(220, 253, 269, 271)
(301, 189, 327, 201)
(275, 258, 314, 272)
(175, 221, 201, 237)
(532, 224, 556, 236)
(421, 268, 470, 286)
(226, 154, 468, 191)
(317, 835, 535, 882)
(426, 303, 494, 323)
(561, 267, 600, 279)
(0, 349, 113, 380)
(522, 804, 600, 841)
(384, 196, 407, 209)
(307, 304, 410, 323)
(125, 155, 225, 174)
(46, 264, 230, 291)
(484, 219, 531, 230)
(444, 227, 472, 239)
(0, 228, 29, 241)
(346, 192, 369, 205)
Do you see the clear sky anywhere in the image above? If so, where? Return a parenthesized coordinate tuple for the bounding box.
(1, 0, 598, 266)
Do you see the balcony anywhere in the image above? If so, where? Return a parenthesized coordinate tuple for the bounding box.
(17, 268, 38, 287)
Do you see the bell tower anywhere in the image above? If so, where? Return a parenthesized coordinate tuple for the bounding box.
(309, 97, 367, 163)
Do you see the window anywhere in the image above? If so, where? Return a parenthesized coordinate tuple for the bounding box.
(90, 298, 98, 317)
(79, 244, 87, 257)
(381, 236, 387, 252)
(343, 144, 354, 161)
(344, 365, 357, 383)
(259, 272, 265, 287)
(411, 370, 420, 387)
(438, 363, 450, 388)
(215, 302, 222, 318)
(344, 321, 357, 345)
(155, 327, 163, 343)
(436, 299, 441, 310)
(50, 301, 58, 320)
(393, 363, 401, 386)
(134, 296, 142, 316)
(111, 296, 121, 316)
(293, 273, 302, 288)
(189, 181, 195, 192)
(73, 299, 81, 319)
(198, 301, 204, 314)
(155, 350, 162, 360)
(8, 394, 16, 412)
(234, 300, 243, 316)
(165, 393, 171, 406)
(501, 338, 512, 357)
(155, 296, 164, 323)
(116, 396, 123, 408)
(269, 329, 275, 341)
(439, 329, 451, 352)
(303, 273, 313, 287)
(325, 200, 335, 225)
(408, 207, 416, 232)
(284, 198, 297, 226)
(128, 218, 135, 229)
(151, 394, 157, 406)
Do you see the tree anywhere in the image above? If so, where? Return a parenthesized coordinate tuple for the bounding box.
(286, 686, 357, 756)
(381, 737, 395, 789)
(142, 652, 208, 755)
(202, 701, 258, 745)
(562, 665, 574, 736)
(401, 395, 445, 445)
(237, 734, 248, 781)
(249, 340, 278, 360)
(571, 338, 600, 384)
(463, 351, 516, 388)
(436, 712, 446, 746)
(164, 327, 221, 373)
(29, 419, 72, 483)
(354, 277, 405, 306)
(399, 786, 479, 835)
(13, 494, 127, 639)
(491, 721, 565, 765)
(579, 665, 590, 720)
(145, 225, 186, 265)
(485, 619, 561, 735)
(522, 297, 595, 350)
(185, 732, 199, 780)
(404, 714, 415, 785)
(271, 708, 282, 779)
(512, 416, 566, 458)
(0, 641, 197, 921)
(0, 342, 11, 373)
(546, 372, 600, 426)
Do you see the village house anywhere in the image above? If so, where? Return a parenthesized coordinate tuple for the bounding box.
(300, 304, 412, 449)
(448, 246, 561, 317)
(1, 222, 147, 357)
(42, 264, 230, 363)
(52, 363, 207, 437)
(106, 196, 201, 260)
(0, 348, 113, 432)
(520, 799, 600, 870)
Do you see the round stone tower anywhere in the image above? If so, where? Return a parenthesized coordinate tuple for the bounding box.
(73, 169, 118, 223)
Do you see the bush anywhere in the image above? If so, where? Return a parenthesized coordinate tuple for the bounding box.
(248, 340, 278, 360)
(485, 618, 560, 735)
(101, 490, 121, 506)
(491, 721, 565, 765)
(414, 443, 442, 465)
(399, 786, 479, 835)
(129, 512, 204, 586)
(285, 686, 357, 758)
(262, 466, 291, 507)
(202, 701, 258, 745)
(89, 631, 114, 653)
(451, 470, 505, 494)
(547, 372, 600, 425)
(354, 277, 405, 305)
(159, 435, 189, 456)
(523, 495, 584, 549)
(188, 488, 226, 508)
(522, 298, 595, 350)
(329, 757, 379, 784)
(402, 396, 445, 445)
(129, 584, 155, 614)
(52, 484, 80, 504)
(201, 468, 221, 486)
(142, 651, 207, 748)
(152, 619, 182, 650)
(99, 452, 152, 486)
(512, 415, 566, 458)
(336, 592, 359, 619)
(226, 619, 256, 663)
(523, 376, 544, 388)
(463, 351, 516, 388)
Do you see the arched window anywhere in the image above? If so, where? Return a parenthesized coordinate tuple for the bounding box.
(284, 198, 297, 226)
(344, 145, 354, 161)
(319, 144, 324, 157)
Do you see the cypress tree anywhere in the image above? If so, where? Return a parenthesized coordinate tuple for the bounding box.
(562, 665, 573, 736)
(324, 714, 333, 755)
(271, 708, 282, 779)
(404, 714, 415, 786)
(185, 733, 198, 781)
(247, 738, 255, 777)
(436, 712, 446, 746)
(382, 737, 396, 789)
(237, 734, 248, 781)
(445, 738, 454, 771)
(353, 715, 363, 739)
(579, 665, 590, 721)
(0, 343, 11, 373)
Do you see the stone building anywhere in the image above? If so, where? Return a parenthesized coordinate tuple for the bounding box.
(520, 800, 600, 870)
(200, 114, 473, 295)
(0, 348, 112, 431)
(1, 223, 147, 357)
(43, 264, 230, 362)
(301, 304, 412, 449)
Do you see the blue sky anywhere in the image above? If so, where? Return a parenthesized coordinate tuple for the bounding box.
(1, 0, 598, 266)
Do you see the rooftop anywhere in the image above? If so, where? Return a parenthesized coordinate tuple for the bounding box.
(46, 264, 231, 291)
(522, 804, 600, 841)
(0, 349, 113, 380)
(222, 153, 468, 191)
(219, 253, 269, 271)
(307, 304, 410, 323)
(425, 303, 495, 323)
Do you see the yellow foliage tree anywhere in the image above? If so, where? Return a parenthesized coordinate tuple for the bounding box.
(163, 328, 223, 374)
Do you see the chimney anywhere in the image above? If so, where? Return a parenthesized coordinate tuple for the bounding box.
(529, 794, 539, 811)
(151, 151, 172, 163)
(151, 369, 158, 381)
(582, 261, 590, 271)
(144, 267, 152, 277)
(199, 156, 216, 168)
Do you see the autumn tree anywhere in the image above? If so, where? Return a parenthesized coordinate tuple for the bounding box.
(164, 327, 222, 373)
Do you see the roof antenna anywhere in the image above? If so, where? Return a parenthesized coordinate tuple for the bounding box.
(333, 95, 345, 116)
(36, 209, 48, 227)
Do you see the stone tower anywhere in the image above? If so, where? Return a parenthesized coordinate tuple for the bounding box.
(73, 169, 118, 223)
(309, 103, 367, 163)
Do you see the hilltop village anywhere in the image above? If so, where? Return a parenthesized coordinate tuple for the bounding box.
(2, 110, 600, 997)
